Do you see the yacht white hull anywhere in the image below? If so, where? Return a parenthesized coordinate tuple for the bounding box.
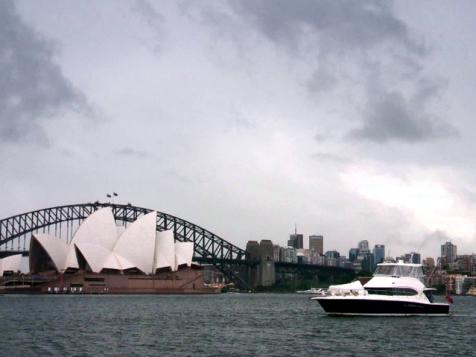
(313, 296, 449, 316)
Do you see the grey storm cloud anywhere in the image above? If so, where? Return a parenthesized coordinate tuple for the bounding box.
(206, 0, 456, 143)
(0, 1, 86, 144)
(133, 0, 164, 52)
(421, 230, 453, 250)
(350, 85, 457, 143)
(230, 0, 422, 53)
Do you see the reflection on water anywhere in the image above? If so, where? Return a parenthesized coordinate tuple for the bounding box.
(0, 294, 473, 356)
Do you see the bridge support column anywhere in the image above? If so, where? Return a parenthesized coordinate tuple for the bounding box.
(258, 260, 275, 287)
(244, 240, 276, 288)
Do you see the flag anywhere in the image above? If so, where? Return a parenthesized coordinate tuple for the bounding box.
(113, 192, 118, 196)
(106, 194, 112, 198)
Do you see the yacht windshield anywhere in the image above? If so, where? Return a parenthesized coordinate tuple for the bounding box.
(374, 265, 424, 280)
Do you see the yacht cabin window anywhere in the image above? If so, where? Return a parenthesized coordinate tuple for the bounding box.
(374, 264, 424, 281)
(366, 288, 418, 296)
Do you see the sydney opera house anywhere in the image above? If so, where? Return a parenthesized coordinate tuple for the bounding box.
(2, 208, 219, 294)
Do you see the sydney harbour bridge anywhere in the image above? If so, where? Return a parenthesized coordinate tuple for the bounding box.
(0, 202, 355, 289)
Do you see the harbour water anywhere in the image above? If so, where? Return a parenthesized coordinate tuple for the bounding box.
(0, 293, 474, 356)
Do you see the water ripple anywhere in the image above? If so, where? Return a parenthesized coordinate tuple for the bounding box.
(0, 294, 473, 356)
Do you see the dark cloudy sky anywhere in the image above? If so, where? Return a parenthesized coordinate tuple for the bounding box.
(2, 0, 476, 259)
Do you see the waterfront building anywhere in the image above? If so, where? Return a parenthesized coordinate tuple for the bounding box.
(343, 260, 354, 269)
(273, 245, 281, 262)
(25, 208, 214, 294)
(203, 266, 225, 285)
(463, 276, 476, 294)
(309, 249, 319, 265)
(471, 254, 476, 275)
(445, 274, 455, 293)
(30, 209, 193, 274)
(453, 255, 472, 272)
(455, 275, 466, 295)
(309, 235, 323, 255)
(325, 250, 340, 259)
(279, 246, 287, 263)
(423, 257, 435, 269)
(337, 256, 348, 268)
(444, 274, 467, 294)
(352, 260, 362, 272)
(283, 247, 298, 263)
(297, 251, 309, 265)
(316, 254, 326, 266)
(374, 245, 385, 265)
(427, 269, 447, 287)
(441, 241, 457, 266)
(296, 249, 310, 265)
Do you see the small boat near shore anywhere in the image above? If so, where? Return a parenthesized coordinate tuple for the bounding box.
(466, 286, 476, 296)
(296, 287, 325, 294)
(312, 260, 450, 316)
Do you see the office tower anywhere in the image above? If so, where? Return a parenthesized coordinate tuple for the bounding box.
(374, 244, 385, 265)
(362, 252, 375, 272)
(441, 241, 457, 264)
(403, 252, 421, 264)
(309, 235, 324, 255)
(411, 252, 421, 264)
(358, 240, 370, 254)
(288, 233, 304, 249)
(349, 248, 359, 262)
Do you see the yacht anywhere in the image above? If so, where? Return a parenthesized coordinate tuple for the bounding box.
(312, 260, 450, 316)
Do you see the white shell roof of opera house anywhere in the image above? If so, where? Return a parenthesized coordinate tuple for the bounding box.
(29, 207, 194, 274)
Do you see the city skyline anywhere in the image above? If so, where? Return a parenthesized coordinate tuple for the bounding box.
(268, 233, 476, 274)
(272, 229, 466, 261)
(2, 1, 476, 260)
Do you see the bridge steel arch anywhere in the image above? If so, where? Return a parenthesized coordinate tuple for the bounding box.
(0, 202, 249, 288)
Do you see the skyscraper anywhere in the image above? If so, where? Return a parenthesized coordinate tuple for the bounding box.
(374, 244, 385, 265)
(362, 252, 375, 273)
(404, 252, 421, 264)
(288, 233, 303, 249)
(309, 235, 323, 255)
(358, 240, 370, 254)
(441, 241, 457, 264)
(349, 248, 359, 262)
